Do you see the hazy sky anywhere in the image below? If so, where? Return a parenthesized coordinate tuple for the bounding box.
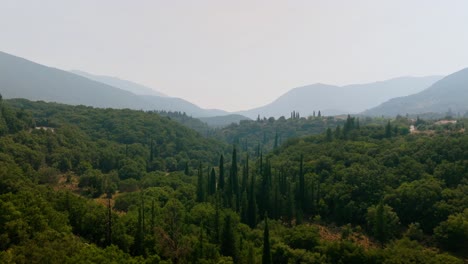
(2, 1, 468, 111)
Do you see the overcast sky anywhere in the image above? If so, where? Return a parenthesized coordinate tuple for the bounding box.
(2, 0, 468, 111)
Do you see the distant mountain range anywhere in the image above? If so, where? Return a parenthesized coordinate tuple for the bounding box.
(0, 51, 231, 118)
(70, 70, 167, 97)
(2, 50, 467, 121)
(363, 68, 468, 116)
(237, 76, 442, 119)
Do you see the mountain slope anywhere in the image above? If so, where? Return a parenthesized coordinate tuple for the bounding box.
(363, 68, 468, 116)
(198, 114, 251, 128)
(237, 76, 442, 119)
(70, 70, 167, 97)
(0, 51, 231, 118)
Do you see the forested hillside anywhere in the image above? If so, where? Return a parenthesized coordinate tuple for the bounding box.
(0, 98, 466, 263)
(212, 113, 394, 155)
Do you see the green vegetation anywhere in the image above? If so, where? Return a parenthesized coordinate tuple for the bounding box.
(0, 98, 466, 263)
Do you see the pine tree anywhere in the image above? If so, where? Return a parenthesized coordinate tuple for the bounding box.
(262, 216, 272, 264)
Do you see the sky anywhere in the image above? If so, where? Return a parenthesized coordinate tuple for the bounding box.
(2, 0, 468, 111)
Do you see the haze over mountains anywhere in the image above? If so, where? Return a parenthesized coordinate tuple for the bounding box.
(237, 76, 442, 119)
(364, 67, 468, 116)
(70, 70, 167, 97)
(0, 51, 229, 118)
(2, 50, 468, 121)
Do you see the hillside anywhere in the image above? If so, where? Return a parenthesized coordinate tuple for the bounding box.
(238, 76, 441, 119)
(0, 51, 234, 118)
(198, 114, 251, 128)
(4, 98, 227, 168)
(1, 99, 466, 262)
(363, 68, 468, 117)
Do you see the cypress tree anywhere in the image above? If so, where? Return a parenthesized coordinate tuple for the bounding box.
(262, 216, 272, 264)
(150, 199, 155, 231)
(184, 161, 189, 175)
(197, 163, 205, 202)
(214, 193, 221, 243)
(209, 168, 216, 196)
(241, 190, 249, 224)
(299, 154, 305, 211)
(385, 121, 392, 138)
(219, 155, 225, 190)
(221, 215, 237, 261)
(273, 131, 278, 149)
(241, 155, 249, 192)
(247, 173, 257, 228)
(149, 138, 154, 163)
(231, 146, 239, 211)
(326, 127, 333, 141)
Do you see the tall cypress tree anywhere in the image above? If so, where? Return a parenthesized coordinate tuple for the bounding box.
(231, 146, 239, 211)
(221, 215, 237, 261)
(219, 155, 225, 190)
(196, 163, 205, 202)
(262, 216, 272, 264)
(208, 168, 216, 196)
(385, 121, 392, 138)
(247, 173, 257, 228)
(326, 127, 333, 142)
(273, 131, 279, 149)
(242, 155, 249, 192)
(299, 154, 305, 211)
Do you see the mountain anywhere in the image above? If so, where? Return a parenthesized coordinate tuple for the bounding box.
(0, 51, 233, 118)
(139, 95, 228, 118)
(70, 70, 167, 97)
(363, 68, 468, 116)
(237, 76, 442, 119)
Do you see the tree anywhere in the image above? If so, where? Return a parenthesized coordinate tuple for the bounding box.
(219, 155, 225, 190)
(247, 173, 258, 228)
(221, 215, 237, 261)
(262, 216, 272, 264)
(366, 203, 400, 244)
(385, 121, 392, 138)
(326, 128, 333, 142)
(230, 147, 240, 211)
(196, 163, 205, 202)
(208, 168, 217, 196)
(298, 154, 305, 211)
(434, 209, 468, 252)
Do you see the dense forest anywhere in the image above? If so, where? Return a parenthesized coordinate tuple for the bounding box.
(0, 98, 467, 263)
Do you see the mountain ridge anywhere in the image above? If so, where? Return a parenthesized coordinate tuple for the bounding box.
(363, 67, 468, 116)
(0, 51, 231, 118)
(237, 76, 442, 118)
